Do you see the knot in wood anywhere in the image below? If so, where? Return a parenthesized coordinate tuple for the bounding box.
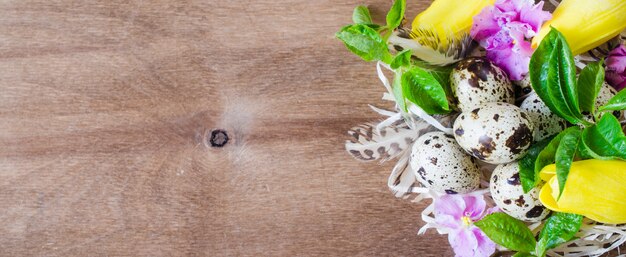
(209, 129, 229, 147)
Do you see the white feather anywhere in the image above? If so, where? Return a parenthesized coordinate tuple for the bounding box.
(408, 104, 454, 135)
(387, 28, 473, 66)
(345, 121, 419, 162)
(388, 34, 458, 66)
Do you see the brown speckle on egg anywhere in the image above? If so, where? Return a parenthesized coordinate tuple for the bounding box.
(453, 103, 534, 164)
(490, 162, 550, 222)
(450, 57, 514, 112)
(507, 173, 521, 186)
(526, 206, 547, 218)
(410, 132, 480, 194)
(513, 75, 534, 100)
(514, 195, 525, 207)
(520, 92, 567, 141)
(417, 167, 427, 181)
(505, 123, 533, 155)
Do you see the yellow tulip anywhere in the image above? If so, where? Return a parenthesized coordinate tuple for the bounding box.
(411, 0, 495, 49)
(388, 0, 494, 65)
(539, 160, 626, 224)
(531, 0, 626, 56)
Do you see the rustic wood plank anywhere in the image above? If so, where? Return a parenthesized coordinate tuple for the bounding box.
(0, 1, 621, 256)
(0, 0, 454, 256)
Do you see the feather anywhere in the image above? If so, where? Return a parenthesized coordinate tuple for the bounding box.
(345, 113, 455, 163)
(386, 115, 456, 199)
(388, 27, 473, 66)
(387, 150, 421, 197)
(408, 104, 454, 135)
(387, 148, 433, 199)
(345, 119, 420, 162)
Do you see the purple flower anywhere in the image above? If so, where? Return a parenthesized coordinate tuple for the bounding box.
(434, 194, 499, 257)
(606, 45, 626, 91)
(470, 0, 551, 80)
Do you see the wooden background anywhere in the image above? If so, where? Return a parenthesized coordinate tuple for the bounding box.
(0, 0, 458, 256)
(2, 1, 620, 256)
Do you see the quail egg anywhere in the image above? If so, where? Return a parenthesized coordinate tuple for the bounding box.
(513, 75, 533, 101)
(410, 131, 480, 194)
(579, 82, 624, 127)
(450, 57, 515, 112)
(595, 83, 623, 119)
(453, 102, 534, 164)
(490, 162, 550, 222)
(520, 92, 567, 141)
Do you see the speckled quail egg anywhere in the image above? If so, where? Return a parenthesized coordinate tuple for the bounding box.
(490, 162, 550, 222)
(410, 131, 481, 194)
(595, 82, 621, 117)
(450, 57, 515, 112)
(578, 83, 624, 127)
(513, 75, 533, 101)
(453, 102, 534, 164)
(520, 92, 567, 142)
(594, 83, 623, 118)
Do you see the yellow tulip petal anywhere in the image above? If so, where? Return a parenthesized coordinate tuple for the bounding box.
(539, 164, 556, 181)
(539, 175, 580, 214)
(532, 0, 626, 55)
(539, 160, 626, 224)
(538, 177, 559, 210)
(411, 0, 495, 48)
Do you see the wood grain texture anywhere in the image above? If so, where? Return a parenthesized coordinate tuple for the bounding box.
(0, 0, 452, 256)
(0, 1, 620, 257)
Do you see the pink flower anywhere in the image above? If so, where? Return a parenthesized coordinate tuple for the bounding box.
(606, 45, 626, 91)
(470, 0, 551, 80)
(434, 194, 499, 257)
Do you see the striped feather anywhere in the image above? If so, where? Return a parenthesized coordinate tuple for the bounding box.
(345, 119, 420, 163)
(388, 27, 474, 66)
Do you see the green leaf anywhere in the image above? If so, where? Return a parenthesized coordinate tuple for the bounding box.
(513, 252, 536, 257)
(418, 64, 455, 108)
(352, 6, 373, 25)
(366, 24, 382, 31)
(577, 60, 604, 113)
(529, 28, 584, 125)
(426, 66, 453, 94)
(390, 49, 412, 69)
(598, 86, 626, 112)
(534, 131, 567, 183)
(519, 137, 554, 193)
(411, 61, 454, 92)
(386, 0, 406, 30)
(580, 113, 626, 160)
(350, 6, 381, 31)
(392, 71, 406, 112)
(577, 140, 599, 160)
(535, 212, 583, 257)
(475, 213, 536, 252)
(336, 24, 392, 63)
(427, 68, 451, 87)
(401, 66, 450, 114)
(554, 127, 581, 198)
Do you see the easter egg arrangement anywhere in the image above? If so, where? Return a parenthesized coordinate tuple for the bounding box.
(338, 0, 626, 256)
